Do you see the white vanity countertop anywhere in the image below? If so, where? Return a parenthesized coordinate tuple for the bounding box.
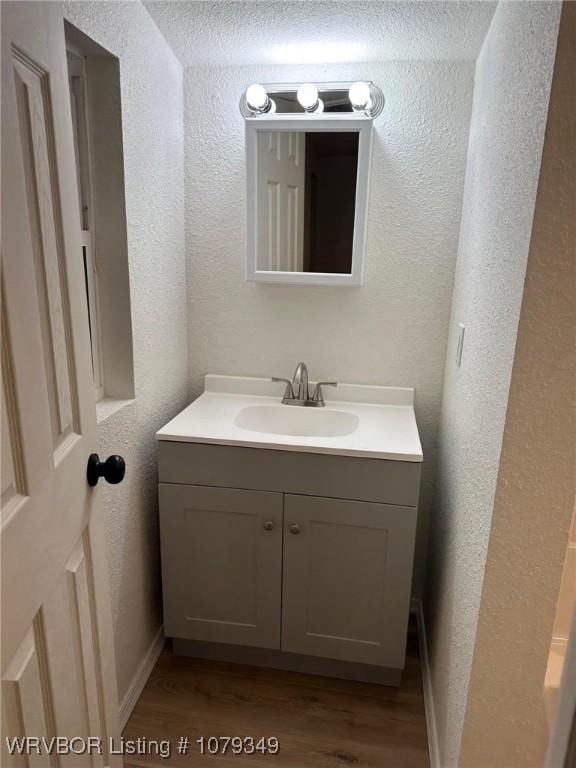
(156, 375, 423, 462)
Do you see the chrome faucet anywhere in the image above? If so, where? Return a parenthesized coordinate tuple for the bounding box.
(292, 361, 309, 401)
(272, 362, 337, 407)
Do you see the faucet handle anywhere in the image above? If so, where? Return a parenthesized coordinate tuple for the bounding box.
(272, 377, 295, 400)
(312, 381, 338, 404)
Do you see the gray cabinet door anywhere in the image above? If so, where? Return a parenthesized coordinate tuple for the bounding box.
(160, 484, 283, 649)
(282, 495, 417, 667)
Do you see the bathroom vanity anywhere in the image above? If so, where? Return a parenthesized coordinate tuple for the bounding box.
(156, 374, 423, 685)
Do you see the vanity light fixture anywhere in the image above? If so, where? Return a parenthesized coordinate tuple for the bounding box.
(245, 83, 276, 115)
(296, 83, 324, 113)
(348, 81, 373, 112)
(239, 81, 385, 120)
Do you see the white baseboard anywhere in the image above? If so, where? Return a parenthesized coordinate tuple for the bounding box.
(414, 598, 441, 768)
(119, 625, 165, 731)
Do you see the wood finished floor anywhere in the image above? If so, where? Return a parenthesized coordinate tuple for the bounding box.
(123, 620, 429, 767)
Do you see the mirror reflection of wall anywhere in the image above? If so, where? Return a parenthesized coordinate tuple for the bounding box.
(256, 132, 359, 274)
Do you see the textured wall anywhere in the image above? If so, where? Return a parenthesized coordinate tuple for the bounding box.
(63, 1, 189, 703)
(184, 61, 474, 589)
(460, 4, 575, 763)
(425, 3, 561, 765)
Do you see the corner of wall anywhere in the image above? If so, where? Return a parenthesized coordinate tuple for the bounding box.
(424, 1, 562, 764)
(460, 2, 574, 762)
(63, 0, 189, 706)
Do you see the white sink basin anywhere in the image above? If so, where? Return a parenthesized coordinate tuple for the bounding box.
(156, 375, 423, 462)
(234, 404, 359, 437)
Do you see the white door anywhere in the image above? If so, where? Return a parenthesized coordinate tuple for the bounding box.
(1, 3, 121, 764)
(281, 495, 417, 668)
(257, 131, 305, 271)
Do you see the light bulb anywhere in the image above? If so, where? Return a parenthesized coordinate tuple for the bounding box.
(349, 81, 372, 111)
(297, 83, 320, 112)
(246, 83, 269, 112)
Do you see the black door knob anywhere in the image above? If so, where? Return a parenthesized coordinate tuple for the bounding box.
(87, 453, 126, 487)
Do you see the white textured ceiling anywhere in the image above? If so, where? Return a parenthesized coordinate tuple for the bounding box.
(144, 1, 497, 67)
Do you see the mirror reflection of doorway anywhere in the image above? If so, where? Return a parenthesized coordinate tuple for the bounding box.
(256, 131, 359, 274)
(303, 132, 358, 273)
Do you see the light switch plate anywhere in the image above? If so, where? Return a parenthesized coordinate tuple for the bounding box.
(456, 323, 465, 368)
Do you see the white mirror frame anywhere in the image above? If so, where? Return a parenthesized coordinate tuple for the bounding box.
(245, 115, 374, 286)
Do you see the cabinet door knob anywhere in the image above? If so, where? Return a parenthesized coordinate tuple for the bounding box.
(289, 523, 301, 535)
(263, 520, 275, 531)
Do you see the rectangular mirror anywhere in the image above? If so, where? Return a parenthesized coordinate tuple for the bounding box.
(246, 118, 373, 286)
(256, 131, 358, 274)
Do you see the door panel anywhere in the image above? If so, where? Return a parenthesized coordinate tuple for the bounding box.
(257, 131, 305, 271)
(13, 49, 79, 451)
(160, 484, 283, 649)
(282, 495, 417, 667)
(2, 628, 51, 767)
(1, 308, 26, 521)
(1, 3, 120, 762)
(2, 525, 114, 767)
